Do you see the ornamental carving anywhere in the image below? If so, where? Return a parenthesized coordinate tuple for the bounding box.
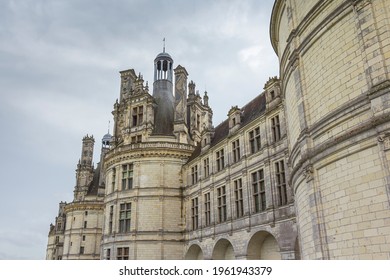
(303, 165, 314, 182)
(378, 133, 390, 151)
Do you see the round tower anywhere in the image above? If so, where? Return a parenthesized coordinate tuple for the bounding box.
(101, 49, 195, 260)
(271, 0, 390, 259)
(152, 49, 174, 135)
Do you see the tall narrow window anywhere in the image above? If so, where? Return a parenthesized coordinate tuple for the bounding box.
(111, 168, 116, 192)
(203, 158, 210, 178)
(234, 178, 244, 218)
(121, 164, 133, 190)
(204, 193, 211, 226)
(232, 139, 241, 163)
(249, 127, 261, 153)
(109, 205, 114, 234)
(217, 186, 227, 223)
(252, 169, 266, 212)
(275, 160, 288, 206)
(106, 249, 111, 260)
(216, 149, 225, 172)
(117, 247, 129, 260)
(80, 246, 84, 254)
(191, 197, 199, 230)
(191, 165, 198, 184)
(132, 106, 143, 127)
(271, 115, 281, 142)
(119, 203, 131, 233)
(83, 221, 87, 229)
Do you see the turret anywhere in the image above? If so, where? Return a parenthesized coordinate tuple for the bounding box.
(152, 47, 174, 135)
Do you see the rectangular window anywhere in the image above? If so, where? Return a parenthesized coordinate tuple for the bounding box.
(83, 221, 87, 229)
(80, 246, 84, 254)
(191, 165, 198, 184)
(252, 169, 266, 212)
(106, 248, 111, 260)
(204, 193, 211, 226)
(275, 160, 288, 206)
(249, 127, 261, 153)
(109, 205, 114, 234)
(203, 158, 210, 178)
(131, 135, 142, 143)
(132, 106, 143, 127)
(111, 168, 116, 192)
(234, 178, 244, 218)
(191, 197, 199, 230)
(119, 203, 131, 233)
(121, 164, 133, 190)
(232, 139, 241, 163)
(55, 236, 59, 244)
(217, 186, 227, 223)
(216, 149, 225, 172)
(271, 115, 281, 142)
(117, 247, 129, 260)
(82, 235, 86, 241)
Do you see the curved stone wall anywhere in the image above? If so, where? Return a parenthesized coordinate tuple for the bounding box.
(271, 0, 390, 259)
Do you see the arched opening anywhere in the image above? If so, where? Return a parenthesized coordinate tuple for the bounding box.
(185, 244, 204, 260)
(247, 231, 281, 260)
(212, 238, 235, 260)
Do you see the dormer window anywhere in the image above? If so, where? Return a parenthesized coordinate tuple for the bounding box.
(132, 106, 143, 127)
(270, 90, 275, 99)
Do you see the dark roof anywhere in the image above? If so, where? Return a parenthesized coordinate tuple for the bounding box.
(87, 162, 101, 196)
(187, 92, 266, 163)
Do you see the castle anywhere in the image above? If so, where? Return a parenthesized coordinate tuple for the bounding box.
(46, 0, 390, 260)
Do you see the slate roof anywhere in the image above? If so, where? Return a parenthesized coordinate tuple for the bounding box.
(187, 92, 266, 163)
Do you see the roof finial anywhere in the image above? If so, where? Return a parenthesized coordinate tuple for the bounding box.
(108, 120, 110, 134)
(163, 37, 166, 53)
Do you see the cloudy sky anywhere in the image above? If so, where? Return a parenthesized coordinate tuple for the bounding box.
(0, 0, 278, 259)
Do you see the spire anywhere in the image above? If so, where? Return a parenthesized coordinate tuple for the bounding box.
(163, 37, 166, 53)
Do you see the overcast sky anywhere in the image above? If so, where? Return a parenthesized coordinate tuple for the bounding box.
(0, 0, 278, 259)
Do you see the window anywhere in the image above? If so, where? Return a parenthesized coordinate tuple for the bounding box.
(82, 235, 86, 241)
(117, 247, 129, 260)
(121, 164, 133, 190)
(271, 115, 281, 142)
(275, 160, 288, 206)
(234, 179, 244, 218)
(204, 193, 211, 226)
(111, 168, 116, 192)
(80, 246, 84, 254)
(85, 211, 88, 216)
(119, 203, 131, 233)
(131, 135, 142, 143)
(56, 222, 62, 231)
(270, 90, 275, 99)
(252, 169, 266, 212)
(216, 149, 225, 172)
(249, 127, 261, 154)
(55, 236, 59, 244)
(84, 221, 87, 229)
(197, 114, 200, 129)
(191, 165, 198, 184)
(109, 205, 114, 234)
(191, 197, 199, 230)
(203, 158, 210, 177)
(217, 186, 227, 223)
(132, 106, 143, 127)
(106, 249, 111, 260)
(232, 139, 241, 163)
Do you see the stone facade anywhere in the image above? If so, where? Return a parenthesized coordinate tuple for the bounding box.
(270, 0, 390, 259)
(46, 0, 390, 260)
